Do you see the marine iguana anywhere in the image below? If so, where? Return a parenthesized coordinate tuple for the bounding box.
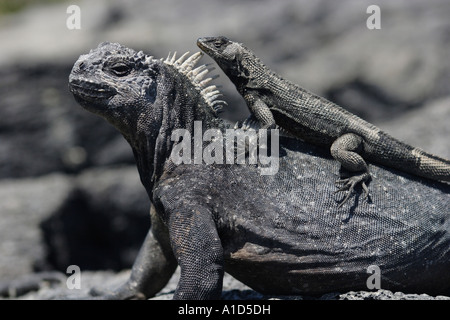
(197, 36, 450, 206)
(68, 42, 450, 299)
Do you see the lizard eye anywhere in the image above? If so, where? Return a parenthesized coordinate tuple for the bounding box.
(214, 39, 225, 49)
(109, 63, 132, 76)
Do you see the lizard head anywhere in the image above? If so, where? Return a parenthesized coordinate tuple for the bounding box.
(197, 36, 249, 80)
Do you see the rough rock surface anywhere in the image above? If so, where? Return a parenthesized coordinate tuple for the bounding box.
(0, 0, 449, 300)
(0, 174, 72, 280)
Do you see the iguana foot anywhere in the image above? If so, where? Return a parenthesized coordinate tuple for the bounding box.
(88, 283, 146, 300)
(0, 271, 66, 298)
(335, 172, 370, 207)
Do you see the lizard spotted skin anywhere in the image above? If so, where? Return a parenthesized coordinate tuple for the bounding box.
(197, 36, 450, 206)
(69, 42, 449, 299)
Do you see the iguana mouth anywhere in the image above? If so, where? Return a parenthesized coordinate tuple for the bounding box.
(69, 78, 116, 101)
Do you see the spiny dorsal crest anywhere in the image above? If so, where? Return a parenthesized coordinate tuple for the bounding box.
(163, 51, 227, 114)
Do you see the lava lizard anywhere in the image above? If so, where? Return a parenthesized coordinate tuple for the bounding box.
(197, 36, 450, 206)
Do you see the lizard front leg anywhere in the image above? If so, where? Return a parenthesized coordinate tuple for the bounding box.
(244, 91, 277, 130)
(330, 133, 371, 207)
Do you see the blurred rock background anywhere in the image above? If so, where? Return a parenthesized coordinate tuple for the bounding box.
(0, 0, 449, 299)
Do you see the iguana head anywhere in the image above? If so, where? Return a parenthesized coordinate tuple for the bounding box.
(69, 42, 226, 191)
(69, 42, 156, 117)
(70, 42, 225, 134)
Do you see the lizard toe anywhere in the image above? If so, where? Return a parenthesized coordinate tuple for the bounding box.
(335, 173, 371, 207)
(361, 181, 370, 201)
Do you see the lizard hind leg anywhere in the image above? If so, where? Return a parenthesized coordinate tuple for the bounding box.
(330, 133, 371, 207)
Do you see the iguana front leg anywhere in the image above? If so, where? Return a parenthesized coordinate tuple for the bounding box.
(330, 133, 371, 207)
(90, 205, 177, 299)
(159, 194, 224, 299)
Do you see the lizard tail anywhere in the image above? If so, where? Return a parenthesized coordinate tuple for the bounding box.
(366, 133, 450, 182)
(409, 147, 450, 182)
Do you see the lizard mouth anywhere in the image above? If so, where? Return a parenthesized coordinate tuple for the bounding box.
(196, 37, 216, 57)
(69, 78, 116, 102)
(196, 38, 209, 52)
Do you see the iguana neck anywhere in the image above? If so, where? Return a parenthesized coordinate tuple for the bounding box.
(126, 63, 226, 200)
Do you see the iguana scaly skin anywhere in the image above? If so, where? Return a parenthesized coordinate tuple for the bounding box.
(197, 36, 450, 206)
(69, 42, 450, 299)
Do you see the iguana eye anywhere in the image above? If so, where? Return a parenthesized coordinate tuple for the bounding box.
(110, 63, 131, 76)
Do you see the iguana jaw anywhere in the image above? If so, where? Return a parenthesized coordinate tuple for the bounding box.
(69, 77, 116, 107)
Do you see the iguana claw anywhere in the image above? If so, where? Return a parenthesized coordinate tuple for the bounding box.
(88, 284, 146, 300)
